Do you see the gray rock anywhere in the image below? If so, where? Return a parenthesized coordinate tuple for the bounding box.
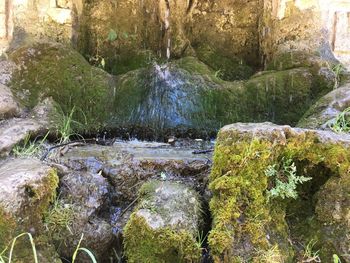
(0, 84, 20, 120)
(46, 171, 114, 262)
(56, 140, 212, 205)
(0, 118, 46, 156)
(298, 82, 350, 129)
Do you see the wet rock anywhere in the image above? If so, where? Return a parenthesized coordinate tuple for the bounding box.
(56, 140, 212, 205)
(298, 82, 350, 129)
(123, 180, 203, 263)
(0, 83, 21, 120)
(209, 122, 350, 262)
(0, 158, 59, 262)
(0, 118, 46, 156)
(46, 170, 114, 262)
(113, 57, 331, 138)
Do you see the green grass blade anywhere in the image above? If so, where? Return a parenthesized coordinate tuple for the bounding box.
(8, 233, 38, 263)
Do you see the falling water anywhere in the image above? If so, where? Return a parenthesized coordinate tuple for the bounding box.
(164, 0, 171, 60)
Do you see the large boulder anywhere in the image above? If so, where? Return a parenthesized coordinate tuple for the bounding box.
(111, 57, 332, 138)
(123, 180, 203, 263)
(209, 122, 350, 262)
(8, 41, 115, 132)
(0, 158, 60, 262)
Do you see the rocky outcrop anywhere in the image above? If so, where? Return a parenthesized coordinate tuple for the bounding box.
(209, 122, 350, 262)
(56, 140, 212, 204)
(123, 180, 203, 263)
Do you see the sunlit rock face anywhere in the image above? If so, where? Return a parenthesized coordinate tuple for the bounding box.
(4, 0, 350, 70)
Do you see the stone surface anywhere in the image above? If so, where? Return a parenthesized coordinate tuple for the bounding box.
(0, 118, 46, 156)
(46, 171, 114, 262)
(123, 180, 203, 263)
(209, 122, 350, 262)
(0, 158, 59, 262)
(55, 139, 213, 205)
(0, 83, 20, 120)
(112, 57, 332, 138)
(298, 82, 350, 129)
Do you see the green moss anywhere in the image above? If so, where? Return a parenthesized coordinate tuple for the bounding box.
(195, 45, 254, 81)
(9, 42, 115, 133)
(209, 126, 350, 261)
(124, 214, 201, 263)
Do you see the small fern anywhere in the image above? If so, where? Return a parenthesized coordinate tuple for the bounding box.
(265, 158, 312, 200)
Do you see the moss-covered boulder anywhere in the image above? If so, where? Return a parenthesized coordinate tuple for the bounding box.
(0, 158, 60, 262)
(112, 57, 331, 139)
(209, 122, 350, 262)
(8, 41, 115, 132)
(298, 82, 350, 129)
(123, 180, 203, 263)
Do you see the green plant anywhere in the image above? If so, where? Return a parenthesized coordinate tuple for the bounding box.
(301, 239, 320, 262)
(333, 254, 342, 263)
(72, 234, 97, 263)
(44, 197, 74, 239)
(195, 230, 208, 250)
(265, 157, 312, 199)
(332, 63, 345, 89)
(12, 132, 49, 158)
(329, 107, 350, 133)
(0, 232, 38, 263)
(0, 232, 97, 263)
(254, 245, 283, 263)
(56, 106, 84, 144)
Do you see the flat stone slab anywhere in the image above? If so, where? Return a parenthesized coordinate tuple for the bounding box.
(0, 118, 45, 156)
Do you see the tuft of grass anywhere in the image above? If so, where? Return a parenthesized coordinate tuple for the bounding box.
(56, 106, 84, 144)
(0, 232, 38, 263)
(329, 107, 350, 133)
(44, 197, 75, 240)
(12, 132, 49, 158)
(0, 232, 97, 263)
(72, 234, 97, 263)
(300, 239, 321, 263)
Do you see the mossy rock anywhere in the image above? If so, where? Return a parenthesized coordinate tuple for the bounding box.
(9, 42, 115, 133)
(123, 180, 202, 263)
(195, 44, 254, 81)
(209, 123, 350, 262)
(111, 56, 331, 139)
